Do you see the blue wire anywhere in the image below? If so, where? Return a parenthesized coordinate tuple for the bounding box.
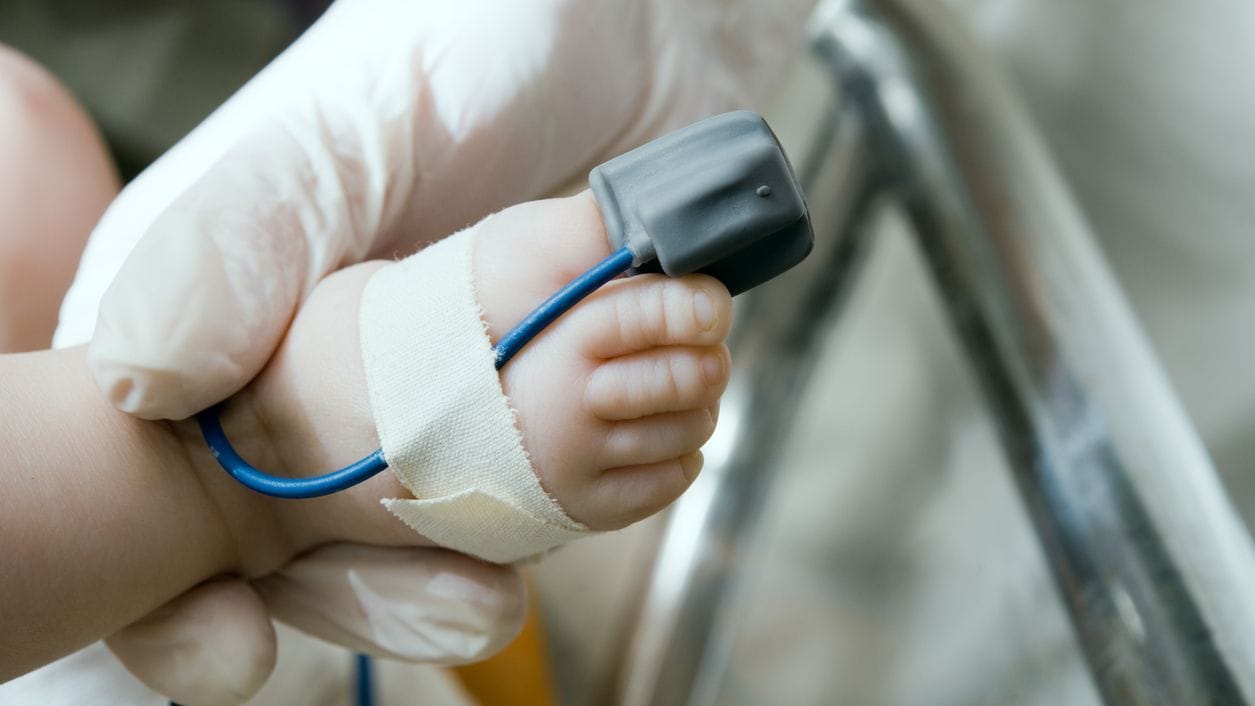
(354, 653, 375, 706)
(197, 408, 389, 499)
(196, 246, 635, 500)
(492, 246, 634, 369)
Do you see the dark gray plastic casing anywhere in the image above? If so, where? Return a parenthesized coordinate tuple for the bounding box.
(589, 110, 813, 296)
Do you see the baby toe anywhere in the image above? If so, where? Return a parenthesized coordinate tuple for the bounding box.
(595, 407, 717, 471)
(573, 452, 704, 531)
(572, 274, 732, 360)
(585, 345, 729, 421)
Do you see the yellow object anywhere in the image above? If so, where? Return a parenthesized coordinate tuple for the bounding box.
(452, 579, 557, 706)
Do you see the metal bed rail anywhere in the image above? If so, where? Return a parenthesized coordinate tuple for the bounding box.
(612, 1, 1255, 704)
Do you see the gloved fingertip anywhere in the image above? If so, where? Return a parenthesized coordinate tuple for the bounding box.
(88, 357, 186, 421)
(87, 342, 237, 421)
(93, 367, 146, 418)
(107, 580, 277, 706)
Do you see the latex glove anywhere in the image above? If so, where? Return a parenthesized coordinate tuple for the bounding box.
(105, 546, 524, 706)
(52, 0, 815, 702)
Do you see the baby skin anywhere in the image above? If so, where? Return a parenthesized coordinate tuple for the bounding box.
(0, 191, 732, 679)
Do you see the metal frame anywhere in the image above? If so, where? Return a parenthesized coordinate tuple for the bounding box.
(612, 1, 1255, 704)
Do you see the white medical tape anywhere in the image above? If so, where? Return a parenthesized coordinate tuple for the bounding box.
(359, 228, 591, 564)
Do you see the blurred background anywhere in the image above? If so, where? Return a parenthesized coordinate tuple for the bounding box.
(3, 1, 1254, 704)
(0, 1, 324, 178)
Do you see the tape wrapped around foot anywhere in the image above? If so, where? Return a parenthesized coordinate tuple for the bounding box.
(359, 228, 590, 564)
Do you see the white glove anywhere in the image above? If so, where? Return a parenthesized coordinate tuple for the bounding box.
(53, 0, 814, 702)
(104, 546, 525, 706)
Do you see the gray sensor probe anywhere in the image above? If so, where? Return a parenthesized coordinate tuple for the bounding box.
(589, 110, 814, 295)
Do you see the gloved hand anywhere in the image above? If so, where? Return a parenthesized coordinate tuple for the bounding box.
(104, 546, 525, 706)
(53, 0, 815, 702)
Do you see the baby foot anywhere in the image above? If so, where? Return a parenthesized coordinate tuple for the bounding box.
(472, 192, 732, 530)
(208, 191, 732, 565)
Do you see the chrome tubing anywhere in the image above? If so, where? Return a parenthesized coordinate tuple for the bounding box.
(814, 0, 1255, 702)
(615, 0, 1255, 704)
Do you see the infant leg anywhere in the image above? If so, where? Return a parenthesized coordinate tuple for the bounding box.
(0, 46, 118, 352)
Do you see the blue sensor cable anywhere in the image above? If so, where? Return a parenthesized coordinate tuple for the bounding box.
(196, 246, 635, 500)
(491, 245, 635, 368)
(354, 652, 375, 706)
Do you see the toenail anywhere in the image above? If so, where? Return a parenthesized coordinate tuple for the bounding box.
(693, 290, 716, 331)
(701, 353, 724, 386)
